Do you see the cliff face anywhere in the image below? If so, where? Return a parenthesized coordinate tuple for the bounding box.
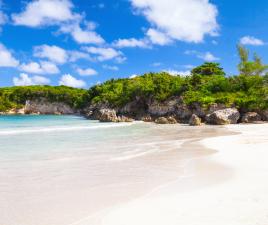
(2, 99, 76, 115)
(24, 100, 75, 115)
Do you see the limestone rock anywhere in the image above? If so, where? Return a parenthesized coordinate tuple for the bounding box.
(155, 117, 170, 124)
(24, 100, 75, 115)
(97, 109, 118, 122)
(117, 116, 134, 122)
(206, 108, 240, 125)
(189, 114, 202, 126)
(241, 112, 262, 123)
(166, 116, 177, 124)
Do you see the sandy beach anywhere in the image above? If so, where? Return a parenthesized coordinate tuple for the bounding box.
(1, 117, 268, 225)
(94, 123, 268, 225)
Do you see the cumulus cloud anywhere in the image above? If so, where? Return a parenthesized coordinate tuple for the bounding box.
(129, 74, 138, 79)
(13, 73, 50, 86)
(146, 28, 172, 45)
(60, 23, 104, 45)
(19, 61, 60, 74)
(12, 0, 104, 45)
(164, 69, 191, 76)
(240, 36, 265, 46)
(130, 0, 218, 44)
(102, 65, 119, 71)
(185, 50, 220, 61)
(12, 0, 80, 27)
(83, 46, 125, 62)
(59, 74, 86, 88)
(0, 43, 19, 67)
(113, 38, 149, 48)
(151, 62, 162, 67)
(34, 45, 68, 64)
(76, 67, 97, 76)
(68, 50, 91, 62)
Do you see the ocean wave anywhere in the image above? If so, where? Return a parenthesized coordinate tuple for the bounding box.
(0, 123, 135, 136)
(110, 140, 186, 161)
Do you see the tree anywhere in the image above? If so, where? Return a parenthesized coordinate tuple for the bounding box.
(237, 44, 268, 76)
(191, 62, 226, 76)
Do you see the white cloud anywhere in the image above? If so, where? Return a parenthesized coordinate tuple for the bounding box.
(113, 38, 149, 48)
(201, 52, 220, 61)
(12, 0, 105, 45)
(19, 61, 60, 74)
(129, 74, 138, 79)
(13, 73, 50, 86)
(59, 74, 86, 88)
(146, 28, 172, 45)
(68, 50, 91, 62)
(60, 23, 104, 45)
(34, 45, 68, 64)
(130, 0, 218, 44)
(102, 65, 119, 71)
(76, 67, 97, 76)
(185, 50, 220, 61)
(183, 64, 195, 69)
(12, 0, 80, 27)
(151, 62, 162, 67)
(0, 43, 19, 67)
(240, 36, 265, 46)
(164, 69, 191, 77)
(83, 46, 125, 62)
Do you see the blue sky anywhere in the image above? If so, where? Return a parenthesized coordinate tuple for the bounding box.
(0, 0, 268, 88)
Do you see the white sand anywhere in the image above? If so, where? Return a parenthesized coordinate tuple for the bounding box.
(96, 124, 268, 225)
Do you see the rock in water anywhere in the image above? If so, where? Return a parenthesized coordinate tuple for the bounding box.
(155, 117, 170, 124)
(98, 109, 118, 122)
(189, 114, 202, 126)
(117, 116, 134, 122)
(206, 108, 240, 125)
(155, 116, 177, 124)
(241, 112, 262, 123)
(167, 116, 177, 124)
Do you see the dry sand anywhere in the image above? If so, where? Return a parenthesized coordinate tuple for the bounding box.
(95, 123, 268, 225)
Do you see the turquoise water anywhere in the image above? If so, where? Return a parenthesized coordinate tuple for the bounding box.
(0, 115, 149, 160)
(0, 115, 209, 225)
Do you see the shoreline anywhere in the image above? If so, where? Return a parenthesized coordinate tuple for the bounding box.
(1, 117, 268, 225)
(93, 123, 268, 225)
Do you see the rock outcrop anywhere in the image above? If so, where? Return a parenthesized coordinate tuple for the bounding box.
(117, 115, 134, 122)
(241, 112, 262, 123)
(206, 108, 240, 125)
(155, 116, 177, 124)
(189, 114, 202, 126)
(24, 100, 75, 115)
(94, 108, 118, 122)
(259, 110, 268, 121)
(148, 98, 181, 116)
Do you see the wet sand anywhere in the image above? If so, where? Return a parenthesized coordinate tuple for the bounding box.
(0, 122, 234, 225)
(98, 124, 268, 225)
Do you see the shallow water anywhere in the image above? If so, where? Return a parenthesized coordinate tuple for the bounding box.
(0, 115, 227, 225)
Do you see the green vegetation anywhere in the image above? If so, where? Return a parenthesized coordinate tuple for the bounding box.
(0, 86, 87, 112)
(1, 45, 268, 113)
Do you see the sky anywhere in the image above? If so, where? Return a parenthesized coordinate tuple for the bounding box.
(0, 0, 268, 88)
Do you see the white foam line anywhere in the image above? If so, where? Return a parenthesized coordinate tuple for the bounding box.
(0, 123, 134, 136)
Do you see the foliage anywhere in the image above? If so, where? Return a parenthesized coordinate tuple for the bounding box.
(0, 86, 87, 112)
(191, 62, 226, 76)
(237, 44, 268, 76)
(1, 59, 268, 113)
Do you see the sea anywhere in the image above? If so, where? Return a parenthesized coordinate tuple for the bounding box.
(0, 115, 222, 225)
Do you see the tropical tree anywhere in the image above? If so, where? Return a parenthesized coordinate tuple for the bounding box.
(191, 62, 226, 76)
(237, 44, 268, 76)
